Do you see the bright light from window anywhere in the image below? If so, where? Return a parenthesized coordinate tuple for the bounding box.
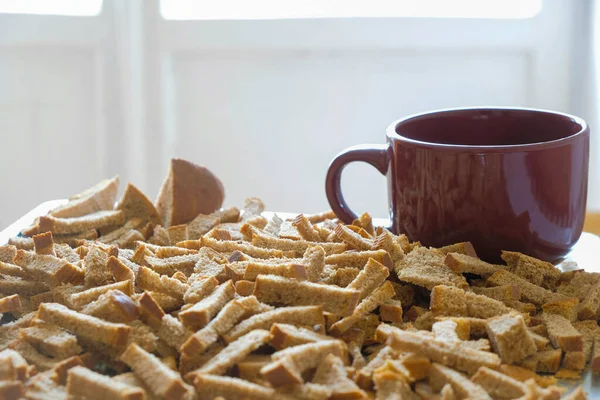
(161, 0, 542, 20)
(0, 0, 102, 16)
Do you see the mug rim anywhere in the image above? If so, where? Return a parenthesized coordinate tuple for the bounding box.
(386, 106, 589, 152)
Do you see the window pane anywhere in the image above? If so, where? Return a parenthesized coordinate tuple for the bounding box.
(0, 0, 102, 16)
(161, 0, 542, 20)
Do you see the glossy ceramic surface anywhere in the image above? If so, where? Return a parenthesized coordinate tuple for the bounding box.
(326, 108, 589, 262)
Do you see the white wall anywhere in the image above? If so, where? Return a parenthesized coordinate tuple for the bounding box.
(0, 0, 589, 228)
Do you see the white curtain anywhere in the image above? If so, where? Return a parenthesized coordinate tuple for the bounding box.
(581, 0, 600, 210)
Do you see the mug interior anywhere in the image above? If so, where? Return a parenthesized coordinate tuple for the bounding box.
(395, 108, 585, 146)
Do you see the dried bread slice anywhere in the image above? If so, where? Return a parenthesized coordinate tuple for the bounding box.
(0, 348, 29, 381)
(562, 351, 586, 371)
(244, 224, 346, 256)
(97, 218, 145, 244)
(181, 296, 262, 355)
(146, 254, 199, 276)
(120, 343, 193, 400)
(0, 275, 48, 296)
(487, 269, 570, 306)
(573, 320, 600, 363)
(253, 275, 360, 316)
(183, 276, 218, 304)
(0, 294, 22, 314)
(577, 282, 600, 320)
(346, 258, 390, 300)
(11, 339, 59, 371)
(471, 285, 520, 302)
(430, 285, 468, 316)
(501, 250, 561, 289)
(137, 267, 187, 300)
(592, 337, 600, 373)
(155, 158, 225, 227)
(519, 349, 562, 373)
(0, 381, 22, 399)
(236, 354, 271, 383)
(117, 183, 162, 226)
(223, 305, 323, 343)
(80, 290, 140, 323)
(157, 314, 192, 350)
(312, 354, 367, 399)
(387, 329, 500, 375)
(564, 386, 588, 400)
(83, 245, 111, 288)
(276, 383, 332, 400)
(39, 210, 125, 235)
(38, 302, 131, 348)
(20, 321, 82, 359)
(334, 224, 373, 250)
(325, 250, 392, 270)
(438, 242, 478, 257)
(50, 176, 119, 219)
(541, 313, 583, 352)
(108, 256, 136, 283)
(292, 214, 321, 242)
(66, 365, 145, 400)
(188, 329, 270, 377)
(167, 225, 188, 245)
(486, 314, 536, 363)
(0, 260, 28, 278)
(432, 320, 469, 342)
(0, 245, 17, 263)
(112, 372, 159, 400)
(396, 247, 468, 290)
(260, 340, 347, 387)
(542, 297, 579, 322)
(33, 231, 55, 256)
(69, 280, 134, 309)
(330, 281, 395, 336)
(243, 260, 308, 281)
(193, 374, 292, 400)
(269, 323, 330, 350)
(464, 291, 518, 320)
(178, 281, 235, 330)
(444, 253, 500, 278)
(186, 213, 220, 240)
(14, 250, 83, 288)
(201, 236, 288, 259)
(428, 363, 492, 400)
(373, 368, 418, 400)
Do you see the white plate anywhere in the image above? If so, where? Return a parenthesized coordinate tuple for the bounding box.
(2, 201, 599, 395)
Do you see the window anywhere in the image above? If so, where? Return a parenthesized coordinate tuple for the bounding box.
(161, 0, 542, 20)
(0, 0, 102, 16)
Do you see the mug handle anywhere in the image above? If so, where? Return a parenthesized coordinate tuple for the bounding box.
(325, 144, 392, 229)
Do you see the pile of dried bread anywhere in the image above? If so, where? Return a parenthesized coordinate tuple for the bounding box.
(0, 159, 595, 400)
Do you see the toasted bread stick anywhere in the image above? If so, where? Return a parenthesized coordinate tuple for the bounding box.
(38, 303, 131, 348)
(121, 343, 192, 400)
(67, 366, 145, 400)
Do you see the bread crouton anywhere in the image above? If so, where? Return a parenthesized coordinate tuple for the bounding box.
(312, 354, 367, 399)
(541, 313, 583, 351)
(428, 363, 491, 400)
(396, 248, 468, 290)
(50, 176, 119, 219)
(66, 365, 144, 400)
(39, 210, 125, 235)
(223, 305, 324, 343)
(253, 275, 360, 316)
(486, 314, 536, 363)
(38, 303, 131, 348)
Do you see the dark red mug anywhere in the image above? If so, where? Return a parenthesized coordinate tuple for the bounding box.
(326, 107, 589, 262)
